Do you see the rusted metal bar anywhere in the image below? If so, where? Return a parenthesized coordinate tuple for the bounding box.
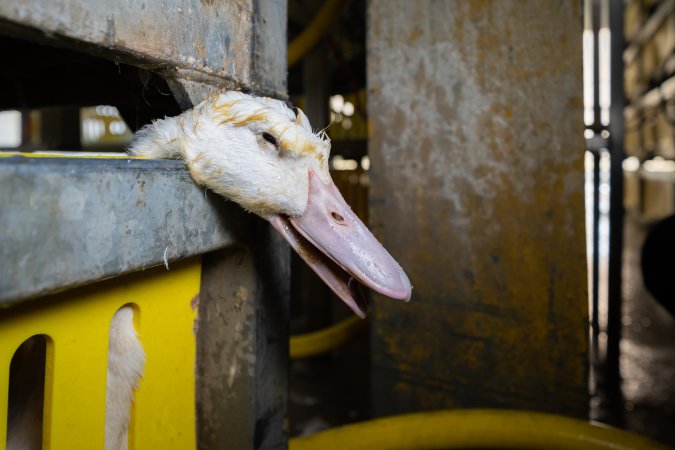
(368, 0, 589, 418)
(197, 226, 290, 450)
(0, 0, 286, 99)
(604, 0, 626, 420)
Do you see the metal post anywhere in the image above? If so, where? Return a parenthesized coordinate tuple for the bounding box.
(368, 0, 589, 418)
(589, 0, 602, 378)
(604, 0, 625, 416)
(591, 150, 601, 363)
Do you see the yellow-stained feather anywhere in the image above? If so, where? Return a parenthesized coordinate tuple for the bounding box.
(213, 98, 328, 168)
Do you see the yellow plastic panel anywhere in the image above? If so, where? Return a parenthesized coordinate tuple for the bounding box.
(132, 261, 199, 450)
(0, 338, 17, 447)
(0, 258, 200, 450)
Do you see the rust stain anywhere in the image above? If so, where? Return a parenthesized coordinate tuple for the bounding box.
(135, 180, 147, 207)
(408, 26, 421, 41)
(369, 0, 588, 416)
(194, 41, 207, 63)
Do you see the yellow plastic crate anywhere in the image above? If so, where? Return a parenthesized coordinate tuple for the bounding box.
(0, 258, 200, 450)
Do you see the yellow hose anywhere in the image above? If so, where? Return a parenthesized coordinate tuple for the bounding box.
(289, 409, 672, 450)
(287, 0, 348, 67)
(290, 315, 367, 359)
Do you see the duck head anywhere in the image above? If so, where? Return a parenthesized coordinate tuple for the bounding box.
(130, 91, 411, 317)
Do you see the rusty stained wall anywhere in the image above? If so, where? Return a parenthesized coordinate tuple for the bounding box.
(368, 1, 589, 417)
(0, 0, 286, 97)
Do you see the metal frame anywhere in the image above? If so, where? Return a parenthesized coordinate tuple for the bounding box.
(605, 0, 625, 408)
(0, 2, 290, 448)
(0, 0, 286, 103)
(368, 0, 589, 419)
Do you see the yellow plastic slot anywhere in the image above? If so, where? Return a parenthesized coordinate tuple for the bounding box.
(0, 259, 200, 450)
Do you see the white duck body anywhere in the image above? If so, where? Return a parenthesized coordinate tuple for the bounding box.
(130, 91, 326, 218)
(9, 91, 411, 450)
(130, 91, 412, 314)
(7, 307, 143, 450)
(105, 307, 144, 450)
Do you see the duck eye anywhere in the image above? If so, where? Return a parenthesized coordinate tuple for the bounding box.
(261, 132, 278, 148)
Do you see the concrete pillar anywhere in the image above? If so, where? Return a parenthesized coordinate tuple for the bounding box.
(368, 1, 588, 418)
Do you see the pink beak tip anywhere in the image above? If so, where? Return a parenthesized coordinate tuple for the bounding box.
(270, 169, 413, 317)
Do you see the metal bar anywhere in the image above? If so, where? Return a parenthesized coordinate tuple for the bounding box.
(591, 150, 601, 365)
(368, 0, 589, 418)
(196, 224, 290, 450)
(592, 0, 602, 129)
(0, 4, 291, 449)
(0, 0, 287, 97)
(252, 0, 289, 93)
(604, 0, 625, 417)
(0, 156, 240, 304)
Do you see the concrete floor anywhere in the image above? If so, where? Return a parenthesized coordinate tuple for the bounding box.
(620, 218, 675, 446)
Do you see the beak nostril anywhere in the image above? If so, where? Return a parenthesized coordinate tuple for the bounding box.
(331, 212, 345, 223)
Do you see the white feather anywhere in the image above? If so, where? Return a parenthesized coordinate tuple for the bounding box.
(129, 91, 332, 218)
(9, 91, 331, 450)
(105, 306, 144, 450)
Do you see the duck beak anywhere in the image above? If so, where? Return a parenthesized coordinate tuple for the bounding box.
(269, 170, 411, 317)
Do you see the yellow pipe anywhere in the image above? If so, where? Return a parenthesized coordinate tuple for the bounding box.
(289, 409, 672, 450)
(290, 316, 367, 359)
(287, 0, 348, 67)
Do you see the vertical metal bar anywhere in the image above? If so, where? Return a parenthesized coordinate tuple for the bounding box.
(605, 0, 625, 415)
(588, 0, 603, 391)
(196, 219, 290, 450)
(592, 0, 602, 129)
(591, 150, 601, 362)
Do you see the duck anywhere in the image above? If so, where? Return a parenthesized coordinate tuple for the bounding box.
(129, 90, 412, 316)
(7, 91, 411, 450)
